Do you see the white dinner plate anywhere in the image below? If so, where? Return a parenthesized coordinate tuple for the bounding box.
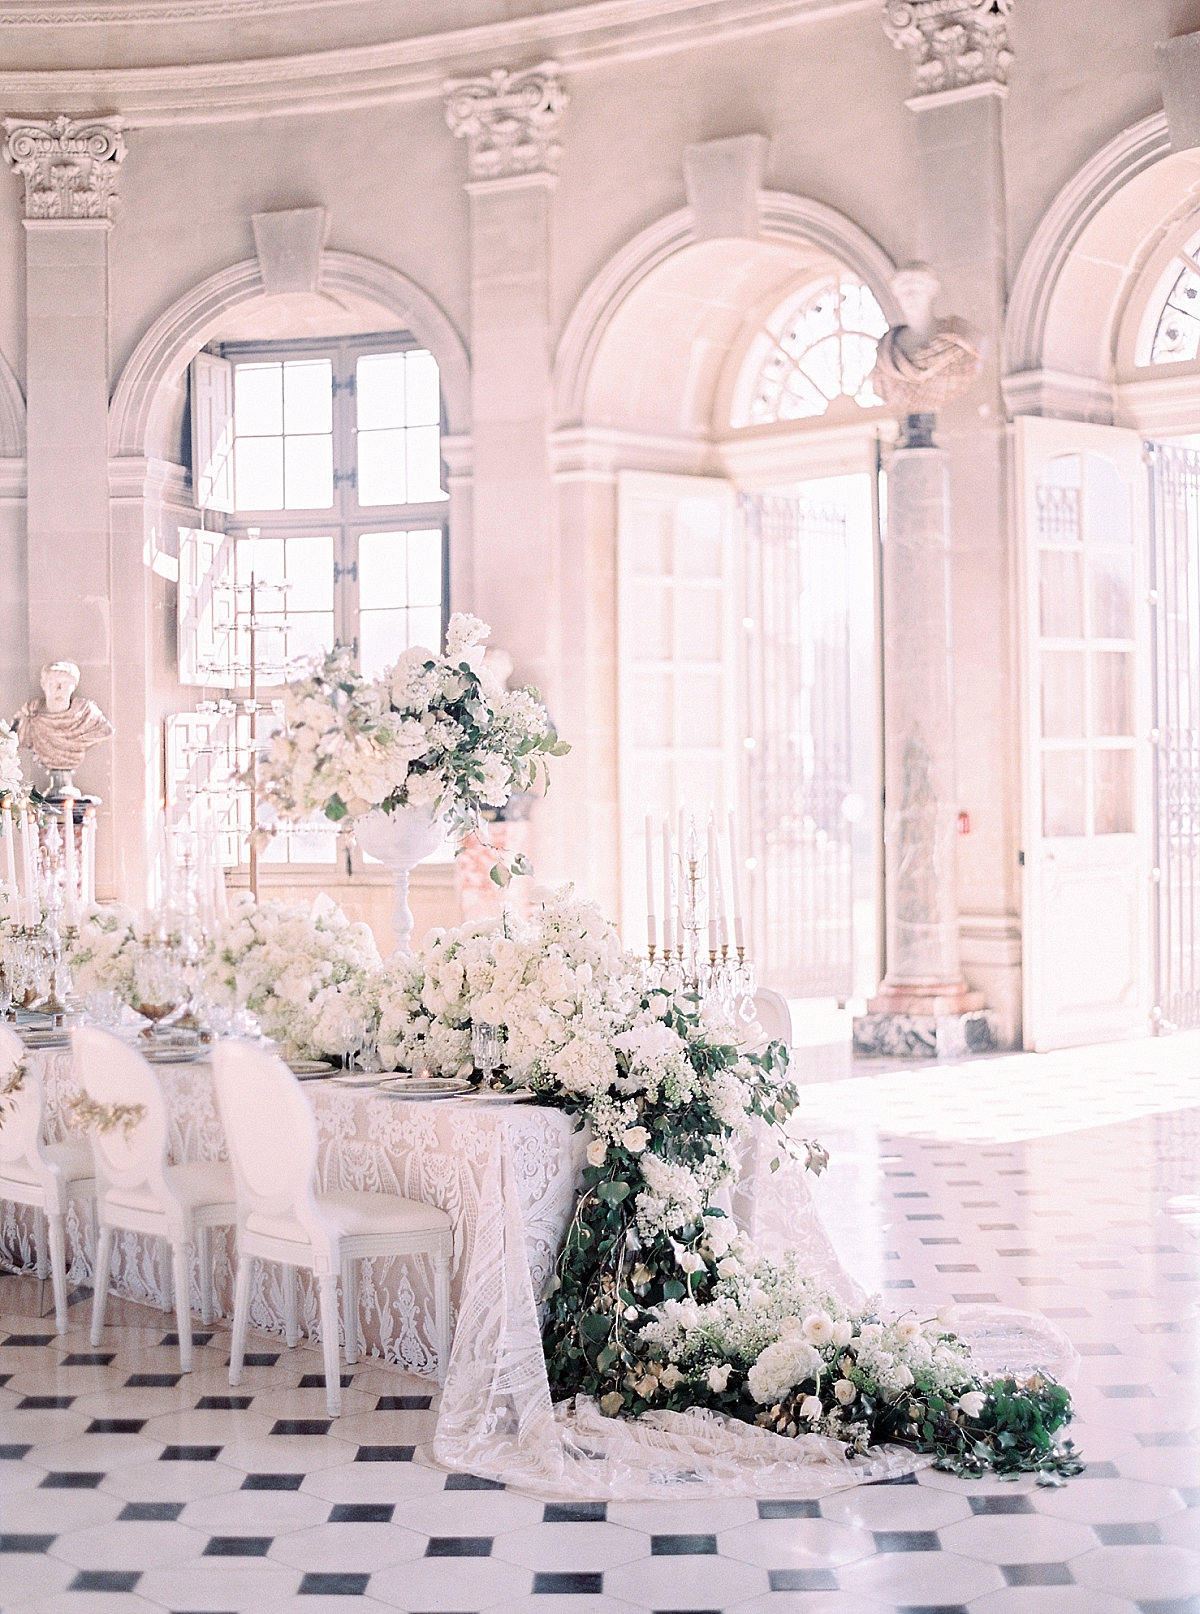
(289, 1059, 334, 1077)
(465, 1089, 535, 1105)
(377, 1076, 471, 1099)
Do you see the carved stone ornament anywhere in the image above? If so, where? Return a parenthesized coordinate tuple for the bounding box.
(2, 114, 126, 220)
(444, 61, 568, 180)
(882, 0, 1013, 96)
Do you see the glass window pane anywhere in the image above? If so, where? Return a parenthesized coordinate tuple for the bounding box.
(408, 605, 442, 655)
(1084, 454, 1132, 546)
(360, 608, 408, 679)
(234, 436, 283, 510)
(285, 612, 334, 666)
(1092, 650, 1134, 736)
(1090, 549, 1134, 638)
(283, 359, 332, 435)
(406, 425, 445, 503)
(359, 532, 408, 609)
(234, 362, 282, 436)
(235, 536, 284, 588)
(283, 535, 333, 612)
(1040, 550, 1083, 638)
(405, 350, 441, 427)
(1041, 650, 1085, 739)
(1094, 748, 1134, 834)
(357, 352, 406, 431)
(252, 622, 288, 674)
(1043, 750, 1086, 838)
(408, 529, 443, 606)
(284, 433, 333, 509)
(358, 428, 406, 506)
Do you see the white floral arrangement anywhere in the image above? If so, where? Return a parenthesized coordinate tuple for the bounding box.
(202, 892, 380, 1059)
(257, 613, 568, 878)
(66, 904, 144, 1005)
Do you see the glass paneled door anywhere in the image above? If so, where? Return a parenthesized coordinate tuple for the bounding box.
(1016, 417, 1152, 1051)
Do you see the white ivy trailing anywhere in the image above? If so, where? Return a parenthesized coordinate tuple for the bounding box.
(256, 613, 568, 882)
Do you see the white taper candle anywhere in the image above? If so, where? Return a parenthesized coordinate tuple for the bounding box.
(62, 800, 78, 926)
(661, 816, 675, 954)
(2, 799, 17, 922)
(728, 807, 745, 951)
(644, 812, 657, 949)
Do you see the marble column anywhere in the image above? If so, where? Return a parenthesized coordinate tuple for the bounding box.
(872, 444, 981, 1015)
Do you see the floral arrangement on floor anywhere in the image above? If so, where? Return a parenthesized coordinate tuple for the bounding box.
(202, 892, 380, 1059)
(377, 889, 1080, 1481)
(256, 613, 568, 881)
(66, 903, 143, 1005)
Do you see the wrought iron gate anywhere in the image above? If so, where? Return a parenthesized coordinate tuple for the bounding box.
(740, 494, 855, 998)
(1149, 442, 1200, 1032)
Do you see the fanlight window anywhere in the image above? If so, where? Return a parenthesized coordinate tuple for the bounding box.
(1150, 250, 1200, 365)
(732, 276, 888, 427)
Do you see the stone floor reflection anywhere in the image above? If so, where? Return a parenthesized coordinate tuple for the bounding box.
(3, 1033, 1200, 1612)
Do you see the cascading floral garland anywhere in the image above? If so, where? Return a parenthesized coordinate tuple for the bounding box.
(372, 891, 1082, 1481)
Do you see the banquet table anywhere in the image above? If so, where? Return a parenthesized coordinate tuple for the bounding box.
(4, 1048, 587, 1381)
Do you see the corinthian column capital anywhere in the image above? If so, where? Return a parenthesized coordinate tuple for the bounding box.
(882, 0, 1013, 97)
(3, 114, 126, 220)
(444, 61, 568, 181)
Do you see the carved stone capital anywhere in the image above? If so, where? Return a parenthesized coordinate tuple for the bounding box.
(444, 61, 567, 180)
(3, 115, 126, 220)
(882, 0, 1013, 97)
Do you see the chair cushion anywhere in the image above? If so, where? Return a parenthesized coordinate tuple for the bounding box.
(106, 1159, 235, 1216)
(246, 1189, 451, 1246)
(0, 1140, 94, 1190)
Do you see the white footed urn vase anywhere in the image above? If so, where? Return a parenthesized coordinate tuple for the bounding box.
(354, 804, 446, 953)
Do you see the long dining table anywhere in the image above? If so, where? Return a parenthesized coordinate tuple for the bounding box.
(6, 1047, 587, 1381)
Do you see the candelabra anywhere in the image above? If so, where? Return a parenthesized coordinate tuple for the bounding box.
(645, 810, 756, 1022)
(0, 796, 88, 1019)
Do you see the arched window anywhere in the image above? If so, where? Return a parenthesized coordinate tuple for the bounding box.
(1150, 247, 1200, 365)
(731, 275, 889, 427)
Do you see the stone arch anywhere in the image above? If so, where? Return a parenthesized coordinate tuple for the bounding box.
(553, 191, 900, 433)
(109, 249, 471, 461)
(0, 348, 25, 457)
(1004, 111, 1200, 400)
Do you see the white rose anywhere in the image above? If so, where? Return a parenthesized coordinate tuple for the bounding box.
(586, 1140, 607, 1167)
(859, 1322, 884, 1343)
(799, 1395, 824, 1421)
(677, 1250, 705, 1274)
(936, 1305, 958, 1327)
(834, 1378, 857, 1405)
(958, 1390, 987, 1419)
(892, 1364, 915, 1390)
(716, 1257, 741, 1279)
(832, 1320, 853, 1349)
(802, 1312, 835, 1346)
(622, 1126, 649, 1152)
(895, 1318, 922, 1342)
(707, 1364, 732, 1393)
(660, 1365, 683, 1391)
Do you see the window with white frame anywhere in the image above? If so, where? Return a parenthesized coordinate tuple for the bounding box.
(730, 275, 889, 427)
(181, 332, 451, 865)
(1149, 243, 1200, 365)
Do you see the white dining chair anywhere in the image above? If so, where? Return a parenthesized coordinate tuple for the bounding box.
(0, 1024, 96, 1334)
(753, 987, 794, 1048)
(74, 1026, 236, 1372)
(212, 1040, 454, 1417)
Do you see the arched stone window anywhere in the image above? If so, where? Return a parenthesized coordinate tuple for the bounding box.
(730, 274, 889, 427)
(1149, 243, 1200, 365)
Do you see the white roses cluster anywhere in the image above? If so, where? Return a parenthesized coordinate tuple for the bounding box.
(66, 904, 143, 1004)
(203, 892, 380, 1058)
(257, 612, 561, 839)
(0, 721, 22, 800)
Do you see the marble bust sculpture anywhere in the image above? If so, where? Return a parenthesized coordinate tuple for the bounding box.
(870, 264, 985, 418)
(15, 661, 113, 785)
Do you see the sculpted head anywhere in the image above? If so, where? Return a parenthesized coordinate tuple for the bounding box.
(890, 264, 941, 340)
(40, 661, 80, 715)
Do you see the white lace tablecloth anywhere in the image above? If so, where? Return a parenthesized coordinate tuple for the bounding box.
(3, 1049, 585, 1382)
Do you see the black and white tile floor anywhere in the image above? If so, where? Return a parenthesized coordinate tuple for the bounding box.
(5, 1032, 1200, 1613)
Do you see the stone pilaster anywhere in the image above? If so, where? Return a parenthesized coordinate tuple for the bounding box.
(3, 115, 137, 903)
(446, 64, 569, 882)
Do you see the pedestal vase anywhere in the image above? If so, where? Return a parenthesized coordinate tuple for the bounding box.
(354, 805, 445, 954)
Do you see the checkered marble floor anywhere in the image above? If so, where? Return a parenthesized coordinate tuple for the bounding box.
(5, 1034, 1200, 1614)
